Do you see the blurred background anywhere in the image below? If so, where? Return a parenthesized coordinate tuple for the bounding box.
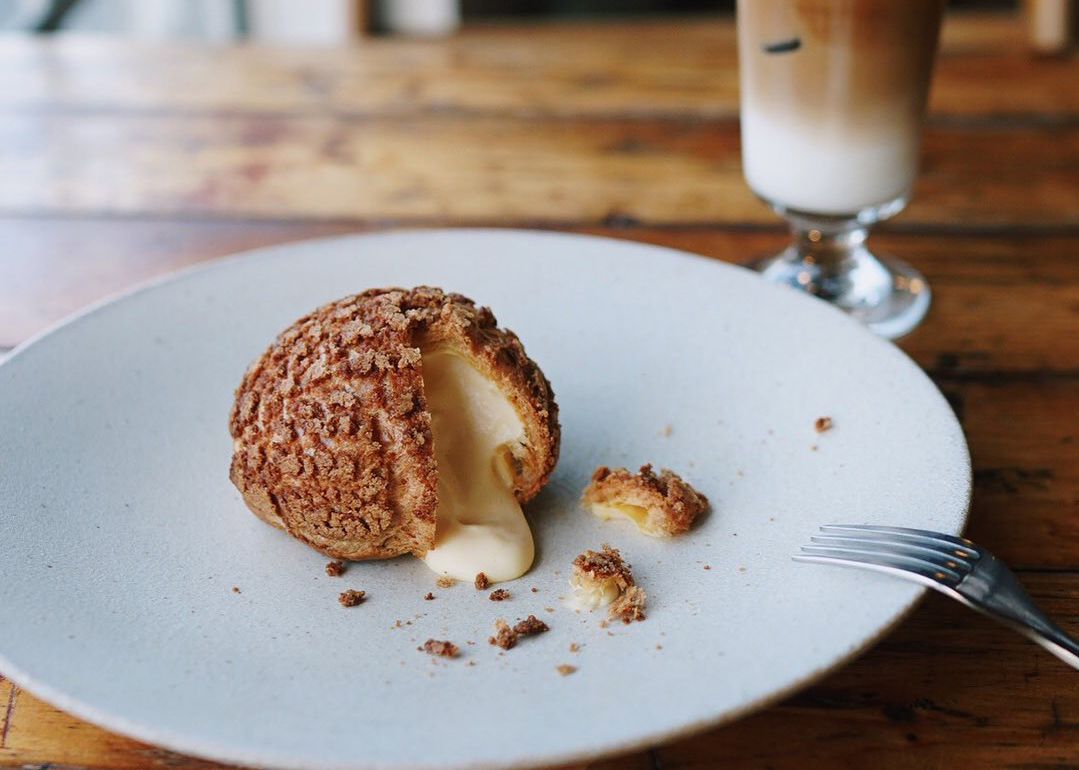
(0, 0, 1030, 42)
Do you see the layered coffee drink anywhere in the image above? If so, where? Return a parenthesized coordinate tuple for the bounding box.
(738, 0, 943, 216)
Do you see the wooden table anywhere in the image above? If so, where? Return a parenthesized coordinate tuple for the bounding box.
(2, 13, 1078, 770)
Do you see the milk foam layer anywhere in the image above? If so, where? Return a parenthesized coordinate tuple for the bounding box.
(741, 110, 918, 214)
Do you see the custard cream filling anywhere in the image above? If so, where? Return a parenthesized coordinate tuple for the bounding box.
(421, 349, 533, 583)
(589, 502, 650, 529)
(567, 571, 621, 610)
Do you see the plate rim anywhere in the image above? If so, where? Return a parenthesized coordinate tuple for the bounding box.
(0, 227, 972, 770)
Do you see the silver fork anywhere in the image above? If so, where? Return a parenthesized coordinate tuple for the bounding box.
(794, 524, 1079, 669)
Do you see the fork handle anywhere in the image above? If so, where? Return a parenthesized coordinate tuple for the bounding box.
(958, 555, 1079, 670)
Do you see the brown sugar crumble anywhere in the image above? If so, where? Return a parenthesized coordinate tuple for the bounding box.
(572, 544, 635, 593)
(338, 589, 366, 607)
(489, 588, 510, 601)
(489, 619, 517, 650)
(609, 586, 647, 624)
(424, 592, 435, 601)
(325, 560, 345, 577)
(815, 416, 833, 433)
(556, 665, 577, 676)
(420, 639, 459, 658)
(474, 572, 490, 590)
(581, 464, 708, 536)
(513, 615, 549, 636)
(436, 576, 456, 588)
(488, 615, 549, 650)
(571, 544, 647, 624)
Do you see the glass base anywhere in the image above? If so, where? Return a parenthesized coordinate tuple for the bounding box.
(745, 197, 930, 340)
(746, 249, 930, 340)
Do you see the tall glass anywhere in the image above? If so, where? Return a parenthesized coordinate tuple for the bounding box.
(737, 0, 944, 339)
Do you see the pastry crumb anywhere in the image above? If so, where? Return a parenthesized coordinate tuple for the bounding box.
(569, 544, 647, 623)
(420, 639, 459, 658)
(231, 586, 241, 594)
(489, 588, 510, 601)
(513, 615, 549, 637)
(815, 416, 833, 433)
(556, 664, 577, 676)
(569, 544, 634, 609)
(609, 585, 647, 624)
(531, 587, 538, 593)
(325, 560, 345, 577)
(436, 576, 456, 588)
(488, 619, 517, 650)
(488, 615, 548, 650)
(474, 572, 490, 590)
(338, 589, 366, 607)
(424, 592, 435, 601)
(569, 643, 580, 653)
(582, 464, 708, 536)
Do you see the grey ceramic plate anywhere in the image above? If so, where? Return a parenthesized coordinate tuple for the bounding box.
(0, 230, 970, 770)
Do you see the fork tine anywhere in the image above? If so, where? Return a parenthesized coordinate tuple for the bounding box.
(820, 525, 980, 559)
(792, 553, 962, 592)
(798, 545, 965, 585)
(809, 535, 974, 573)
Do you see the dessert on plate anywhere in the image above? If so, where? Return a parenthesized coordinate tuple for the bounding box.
(568, 544, 646, 622)
(582, 464, 708, 537)
(229, 286, 559, 583)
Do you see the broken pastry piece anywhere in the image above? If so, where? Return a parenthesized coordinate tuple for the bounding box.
(229, 287, 560, 583)
(568, 544, 646, 624)
(582, 464, 707, 537)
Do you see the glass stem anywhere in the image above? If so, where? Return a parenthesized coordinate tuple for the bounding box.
(777, 215, 891, 307)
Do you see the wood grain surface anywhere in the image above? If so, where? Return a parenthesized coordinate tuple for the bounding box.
(1, 11, 1077, 770)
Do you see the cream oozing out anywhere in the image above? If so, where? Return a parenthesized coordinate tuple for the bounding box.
(420, 348, 533, 583)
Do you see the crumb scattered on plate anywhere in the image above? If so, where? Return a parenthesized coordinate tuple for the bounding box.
(581, 465, 708, 536)
(568, 544, 647, 623)
(231, 586, 241, 594)
(569, 643, 580, 653)
(556, 665, 577, 676)
(815, 416, 833, 433)
(489, 619, 516, 650)
(609, 585, 646, 624)
(474, 572, 490, 590)
(436, 576, 456, 588)
(424, 592, 435, 601)
(513, 615, 549, 636)
(338, 589, 366, 607)
(420, 639, 459, 658)
(325, 560, 345, 577)
(568, 544, 635, 609)
(488, 615, 549, 650)
(489, 588, 509, 601)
